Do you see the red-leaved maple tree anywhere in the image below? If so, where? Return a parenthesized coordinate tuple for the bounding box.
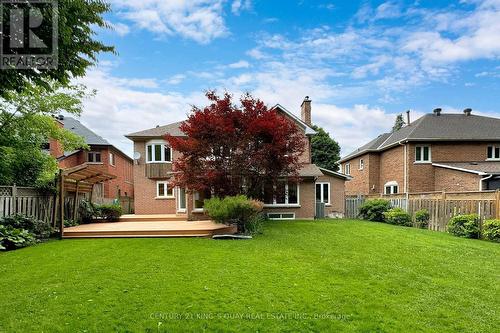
(165, 91, 306, 199)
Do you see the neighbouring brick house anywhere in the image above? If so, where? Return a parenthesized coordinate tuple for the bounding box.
(339, 109, 500, 196)
(48, 116, 134, 200)
(125, 97, 350, 220)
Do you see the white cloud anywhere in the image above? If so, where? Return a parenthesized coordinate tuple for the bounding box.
(110, 0, 229, 44)
(231, 0, 251, 15)
(375, 1, 402, 20)
(74, 68, 205, 156)
(108, 22, 130, 36)
(167, 74, 187, 85)
(228, 60, 250, 69)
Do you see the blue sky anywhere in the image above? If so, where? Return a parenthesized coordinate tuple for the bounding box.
(76, 0, 500, 157)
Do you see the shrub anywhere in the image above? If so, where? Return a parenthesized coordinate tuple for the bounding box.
(0, 225, 35, 251)
(447, 214, 480, 239)
(95, 203, 122, 221)
(482, 219, 500, 242)
(0, 214, 52, 239)
(64, 219, 80, 227)
(78, 199, 96, 224)
(358, 199, 391, 222)
(204, 195, 264, 234)
(384, 208, 412, 226)
(245, 212, 267, 235)
(414, 209, 430, 229)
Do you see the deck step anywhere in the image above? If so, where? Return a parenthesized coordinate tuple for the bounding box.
(117, 215, 188, 222)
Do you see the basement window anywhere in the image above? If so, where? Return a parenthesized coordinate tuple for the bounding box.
(487, 146, 500, 160)
(267, 212, 295, 220)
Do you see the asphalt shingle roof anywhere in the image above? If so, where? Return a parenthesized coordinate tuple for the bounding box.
(125, 121, 186, 139)
(62, 117, 110, 145)
(432, 161, 500, 175)
(340, 113, 500, 162)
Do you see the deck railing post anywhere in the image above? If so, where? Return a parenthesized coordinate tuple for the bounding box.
(59, 170, 65, 239)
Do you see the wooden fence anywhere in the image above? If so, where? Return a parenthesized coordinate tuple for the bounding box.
(346, 190, 500, 231)
(0, 184, 130, 225)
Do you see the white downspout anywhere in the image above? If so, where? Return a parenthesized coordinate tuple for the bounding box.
(479, 174, 493, 191)
(399, 141, 409, 210)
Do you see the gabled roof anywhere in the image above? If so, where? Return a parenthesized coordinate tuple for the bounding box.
(63, 117, 110, 145)
(61, 117, 132, 161)
(272, 104, 316, 135)
(340, 112, 500, 162)
(125, 103, 316, 140)
(125, 121, 186, 139)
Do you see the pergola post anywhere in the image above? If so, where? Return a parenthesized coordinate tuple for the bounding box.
(72, 181, 80, 223)
(59, 170, 65, 239)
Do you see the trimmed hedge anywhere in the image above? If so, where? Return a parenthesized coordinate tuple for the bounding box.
(447, 214, 480, 239)
(358, 199, 391, 222)
(483, 219, 500, 242)
(384, 208, 412, 226)
(414, 209, 430, 229)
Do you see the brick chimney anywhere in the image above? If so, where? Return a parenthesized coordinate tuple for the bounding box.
(301, 96, 312, 126)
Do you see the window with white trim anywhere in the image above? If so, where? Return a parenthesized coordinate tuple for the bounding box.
(109, 153, 115, 166)
(156, 181, 174, 198)
(487, 146, 500, 160)
(193, 190, 211, 210)
(316, 182, 330, 205)
(344, 163, 351, 175)
(267, 212, 295, 220)
(263, 181, 299, 206)
(146, 141, 172, 163)
(359, 159, 364, 170)
(88, 151, 102, 163)
(384, 181, 399, 194)
(415, 146, 431, 162)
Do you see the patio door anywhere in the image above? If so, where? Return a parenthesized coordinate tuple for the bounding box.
(177, 187, 186, 213)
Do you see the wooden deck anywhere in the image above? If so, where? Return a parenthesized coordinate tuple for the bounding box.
(63, 217, 236, 238)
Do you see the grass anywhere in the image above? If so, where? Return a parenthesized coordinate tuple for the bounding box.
(0, 219, 499, 333)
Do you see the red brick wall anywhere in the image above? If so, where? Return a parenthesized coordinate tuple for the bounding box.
(344, 153, 370, 195)
(378, 145, 405, 194)
(434, 167, 480, 192)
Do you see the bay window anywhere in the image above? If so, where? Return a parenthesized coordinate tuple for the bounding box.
(146, 141, 172, 163)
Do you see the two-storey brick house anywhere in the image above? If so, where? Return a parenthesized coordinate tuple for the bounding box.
(126, 97, 350, 220)
(48, 116, 134, 199)
(340, 109, 500, 196)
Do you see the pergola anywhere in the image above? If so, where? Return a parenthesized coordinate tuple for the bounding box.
(57, 163, 116, 237)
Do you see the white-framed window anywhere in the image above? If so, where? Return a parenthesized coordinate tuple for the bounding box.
(193, 190, 211, 210)
(267, 212, 295, 220)
(156, 181, 174, 198)
(316, 182, 330, 205)
(384, 181, 399, 195)
(487, 146, 500, 160)
(263, 181, 299, 206)
(109, 152, 115, 166)
(177, 187, 187, 212)
(415, 146, 431, 162)
(344, 163, 351, 175)
(146, 140, 172, 163)
(88, 151, 102, 163)
(359, 159, 364, 170)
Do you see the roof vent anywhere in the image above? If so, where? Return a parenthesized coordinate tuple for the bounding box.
(433, 108, 442, 116)
(156, 125, 160, 128)
(463, 108, 472, 116)
(57, 115, 64, 120)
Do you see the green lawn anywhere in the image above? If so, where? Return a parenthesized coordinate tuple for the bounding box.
(0, 220, 499, 333)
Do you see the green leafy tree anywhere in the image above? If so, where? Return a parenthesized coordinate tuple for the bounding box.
(311, 125, 341, 171)
(0, 0, 114, 96)
(0, 84, 90, 186)
(392, 114, 406, 132)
